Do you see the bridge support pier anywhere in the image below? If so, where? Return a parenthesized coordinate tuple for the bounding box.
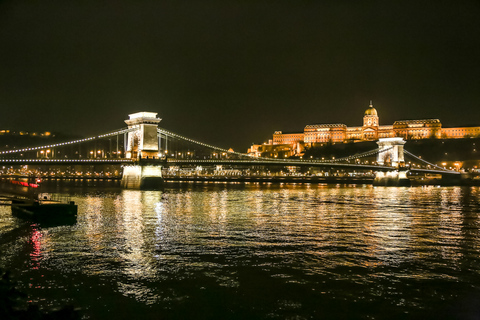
(121, 164, 164, 189)
(373, 168, 410, 186)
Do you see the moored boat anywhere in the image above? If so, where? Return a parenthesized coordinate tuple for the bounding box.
(11, 198, 77, 224)
(11, 192, 77, 224)
(1, 177, 78, 224)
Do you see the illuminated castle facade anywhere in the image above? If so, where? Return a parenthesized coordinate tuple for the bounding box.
(248, 102, 480, 157)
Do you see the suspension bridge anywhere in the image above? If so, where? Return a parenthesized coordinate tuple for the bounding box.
(0, 112, 460, 188)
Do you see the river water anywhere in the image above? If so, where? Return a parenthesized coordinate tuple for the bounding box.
(1, 183, 480, 319)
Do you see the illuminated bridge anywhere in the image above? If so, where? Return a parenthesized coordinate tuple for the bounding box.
(0, 112, 460, 188)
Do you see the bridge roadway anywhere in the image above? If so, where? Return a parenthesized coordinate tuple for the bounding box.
(166, 159, 460, 176)
(167, 158, 398, 172)
(0, 159, 134, 165)
(0, 158, 460, 175)
(0, 157, 391, 170)
(409, 168, 461, 175)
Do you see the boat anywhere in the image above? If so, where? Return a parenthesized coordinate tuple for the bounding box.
(10, 193, 77, 224)
(11, 198, 77, 224)
(1, 177, 77, 224)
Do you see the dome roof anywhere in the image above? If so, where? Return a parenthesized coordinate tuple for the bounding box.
(364, 101, 377, 116)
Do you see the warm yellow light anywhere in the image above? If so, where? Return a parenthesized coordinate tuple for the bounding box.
(90, 151, 94, 154)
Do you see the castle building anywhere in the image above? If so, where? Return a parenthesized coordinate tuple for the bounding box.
(248, 102, 480, 158)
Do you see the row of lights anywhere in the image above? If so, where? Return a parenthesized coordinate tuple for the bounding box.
(403, 150, 452, 172)
(157, 128, 241, 156)
(97, 127, 136, 138)
(159, 127, 386, 166)
(157, 128, 291, 163)
(165, 158, 384, 168)
(158, 128, 386, 165)
(0, 159, 133, 163)
(0, 128, 135, 155)
(0, 123, 404, 169)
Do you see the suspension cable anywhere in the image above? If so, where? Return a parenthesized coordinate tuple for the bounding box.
(157, 127, 390, 165)
(157, 128, 255, 159)
(324, 146, 393, 163)
(403, 149, 454, 172)
(0, 127, 137, 155)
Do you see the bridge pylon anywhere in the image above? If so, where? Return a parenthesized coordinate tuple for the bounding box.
(124, 112, 162, 159)
(374, 138, 410, 186)
(121, 112, 164, 189)
(376, 137, 406, 167)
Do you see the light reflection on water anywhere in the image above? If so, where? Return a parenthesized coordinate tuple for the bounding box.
(1, 184, 480, 319)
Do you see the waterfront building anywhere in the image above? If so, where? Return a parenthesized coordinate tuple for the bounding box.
(248, 101, 480, 157)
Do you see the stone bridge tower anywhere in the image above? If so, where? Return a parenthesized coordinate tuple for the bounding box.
(376, 137, 406, 167)
(374, 137, 410, 186)
(124, 112, 162, 159)
(122, 112, 164, 189)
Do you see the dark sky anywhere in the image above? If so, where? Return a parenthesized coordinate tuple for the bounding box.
(1, 0, 479, 151)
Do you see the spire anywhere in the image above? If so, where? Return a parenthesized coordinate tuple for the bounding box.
(364, 100, 378, 116)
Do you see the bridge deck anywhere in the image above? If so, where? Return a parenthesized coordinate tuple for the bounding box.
(165, 159, 395, 171)
(0, 159, 134, 164)
(0, 158, 460, 175)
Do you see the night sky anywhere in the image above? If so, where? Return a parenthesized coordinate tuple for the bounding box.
(1, 1, 479, 151)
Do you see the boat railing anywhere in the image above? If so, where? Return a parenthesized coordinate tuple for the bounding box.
(37, 193, 73, 203)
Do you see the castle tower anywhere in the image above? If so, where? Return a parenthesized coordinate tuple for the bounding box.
(362, 100, 379, 140)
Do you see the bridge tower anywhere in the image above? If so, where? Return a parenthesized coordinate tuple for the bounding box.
(374, 138, 410, 186)
(121, 112, 164, 189)
(124, 112, 162, 159)
(376, 137, 406, 167)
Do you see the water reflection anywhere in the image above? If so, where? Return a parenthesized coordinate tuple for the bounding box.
(1, 185, 480, 319)
(29, 226, 43, 270)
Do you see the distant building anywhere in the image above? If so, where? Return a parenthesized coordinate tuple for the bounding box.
(248, 102, 480, 157)
(0, 130, 52, 137)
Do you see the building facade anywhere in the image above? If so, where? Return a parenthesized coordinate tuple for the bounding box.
(248, 102, 480, 157)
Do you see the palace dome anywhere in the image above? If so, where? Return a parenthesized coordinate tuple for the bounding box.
(364, 102, 377, 116)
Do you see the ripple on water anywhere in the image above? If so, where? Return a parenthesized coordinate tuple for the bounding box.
(1, 185, 480, 319)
